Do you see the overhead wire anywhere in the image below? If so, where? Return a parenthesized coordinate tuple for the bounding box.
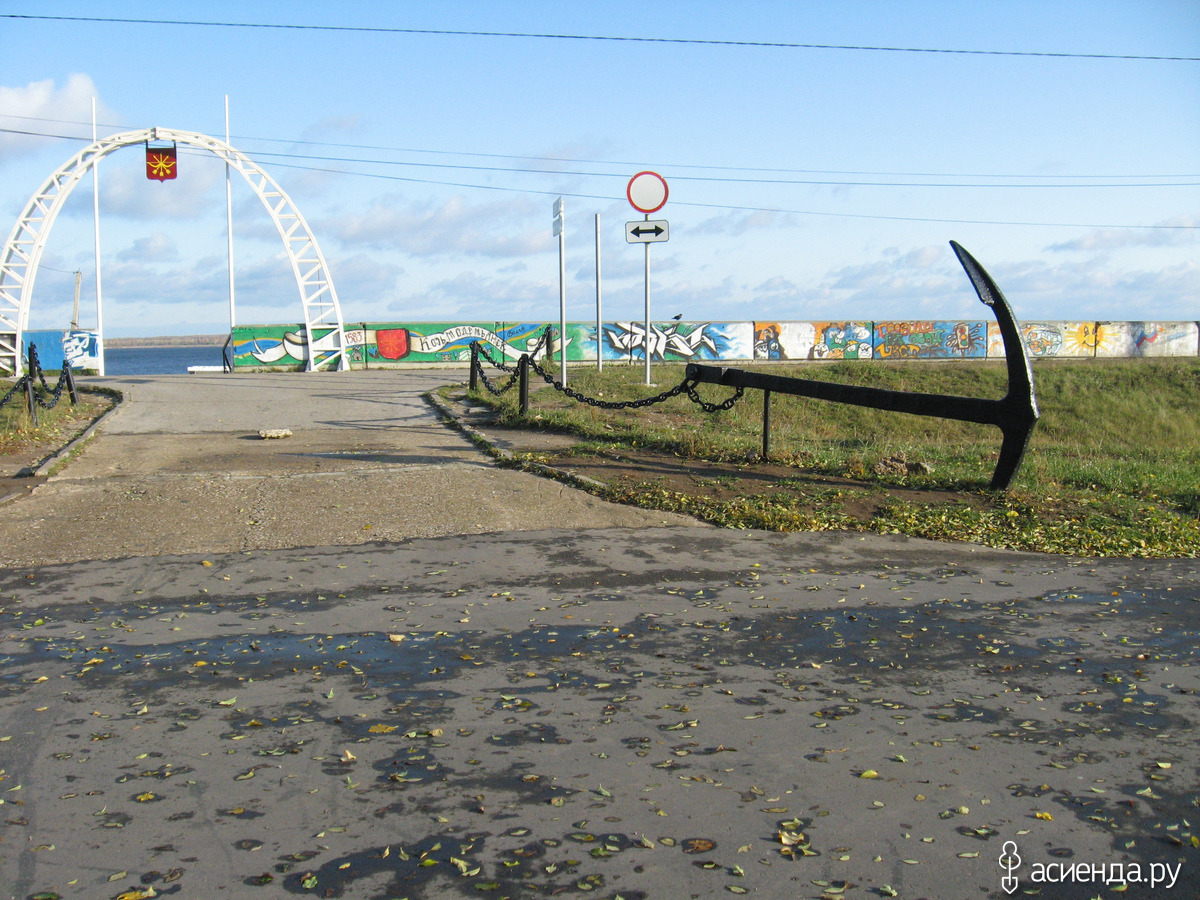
(1, 123, 1196, 230)
(4, 13, 1198, 62)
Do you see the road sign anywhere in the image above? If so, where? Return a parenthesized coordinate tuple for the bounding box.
(625, 219, 669, 243)
(627, 171, 668, 213)
(552, 197, 564, 236)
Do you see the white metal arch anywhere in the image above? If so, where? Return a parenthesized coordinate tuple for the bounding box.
(0, 127, 348, 374)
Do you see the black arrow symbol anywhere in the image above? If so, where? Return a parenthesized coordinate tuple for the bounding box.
(630, 224, 665, 237)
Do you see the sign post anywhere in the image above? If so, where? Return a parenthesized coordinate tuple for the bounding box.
(553, 197, 566, 385)
(626, 172, 669, 385)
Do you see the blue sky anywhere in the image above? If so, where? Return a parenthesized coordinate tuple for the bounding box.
(1, 1, 1197, 337)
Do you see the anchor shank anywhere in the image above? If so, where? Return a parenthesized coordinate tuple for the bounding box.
(685, 364, 1009, 428)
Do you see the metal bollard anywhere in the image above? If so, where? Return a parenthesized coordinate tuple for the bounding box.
(518, 354, 530, 416)
(761, 389, 771, 461)
(468, 342, 479, 391)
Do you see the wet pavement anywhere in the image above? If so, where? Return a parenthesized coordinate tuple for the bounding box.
(2, 529, 1198, 900)
(0, 372, 1198, 900)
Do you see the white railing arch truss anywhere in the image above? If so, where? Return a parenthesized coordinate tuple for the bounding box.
(0, 127, 348, 375)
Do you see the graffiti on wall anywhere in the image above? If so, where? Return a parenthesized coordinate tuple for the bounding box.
(1095, 321, 1199, 358)
(347, 323, 561, 366)
(602, 321, 751, 362)
(813, 322, 873, 359)
(874, 321, 986, 359)
(228, 318, 1200, 369)
(232, 326, 344, 368)
(22, 329, 101, 370)
(752, 322, 873, 359)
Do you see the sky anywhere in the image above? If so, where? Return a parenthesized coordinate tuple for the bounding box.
(1, 0, 1197, 337)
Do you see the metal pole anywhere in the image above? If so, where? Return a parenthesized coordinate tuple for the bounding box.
(518, 354, 530, 416)
(468, 342, 478, 391)
(91, 98, 105, 377)
(225, 95, 236, 334)
(558, 221, 567, 386)
(762, 389, 771, 460)
(643, 213, 651, 385)
(595, 212, 602, 372)
(25, 345, 37, 426)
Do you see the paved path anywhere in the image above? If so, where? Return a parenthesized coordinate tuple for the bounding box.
(0, 370, 1196, 900)
(0, 371, 700, 566)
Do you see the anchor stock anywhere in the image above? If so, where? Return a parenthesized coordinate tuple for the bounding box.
(686, 242, 1040, 490)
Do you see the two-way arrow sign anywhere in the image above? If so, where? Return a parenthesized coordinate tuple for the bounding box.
(625, 219, 669, 243)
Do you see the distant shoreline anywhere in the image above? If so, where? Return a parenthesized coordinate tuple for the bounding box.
(106, 335, 226, 349)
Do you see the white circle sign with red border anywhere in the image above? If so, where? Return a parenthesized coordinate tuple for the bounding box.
(627, 171, 668, 214)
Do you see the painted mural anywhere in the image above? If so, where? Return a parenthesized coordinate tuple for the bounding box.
(347, 323, 569, 366)
(752, 322, 874, 360)
(232, 326, 344, 369)
(873, 321, 987, 359)
(22, 329, 101, 371)
(1095, 322, 1199, 358)
(986, 322, 1096, 359)
(601, 321, 752, 362)
(225, 318, 1200, 370)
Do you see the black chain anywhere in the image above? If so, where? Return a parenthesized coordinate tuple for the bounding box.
(686, 381, 745, 413)
(470, 325, 743, 413)
(0, 344, 73, 412)
(475, 363, 521, 396)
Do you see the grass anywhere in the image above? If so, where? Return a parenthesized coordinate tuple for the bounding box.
(466, 357, 1200, 557)
(0, 384, 111, 461)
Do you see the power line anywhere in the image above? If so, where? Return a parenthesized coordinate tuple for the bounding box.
(1, 126, 1195, 230)
(4, 126, 1197, 189)
(4, 13, 1198, 62)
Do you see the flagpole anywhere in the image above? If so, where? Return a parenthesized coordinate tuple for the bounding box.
(91, 97, 105, 376)
(225, 95, 236, 334)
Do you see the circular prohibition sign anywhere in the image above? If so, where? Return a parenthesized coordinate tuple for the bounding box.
(626, 171, 669, 214)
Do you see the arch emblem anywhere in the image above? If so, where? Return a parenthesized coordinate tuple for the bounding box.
(0, 127, 348, 374)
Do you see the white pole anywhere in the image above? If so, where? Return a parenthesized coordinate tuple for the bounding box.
(558, 202, 567, 386)
(91, 97, 105, 376)
(643, 214, 651, 385)
(595, 212, 602, 373)
(225, 95, 236, 333)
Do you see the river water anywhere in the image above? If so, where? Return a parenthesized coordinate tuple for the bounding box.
(102, 346, 226, 376)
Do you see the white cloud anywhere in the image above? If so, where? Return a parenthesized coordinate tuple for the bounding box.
(116, 233, 179, 263)
(1046, 216, 1200, 253)
(0, 74, 108, 154)
(327, 193, 548, 259)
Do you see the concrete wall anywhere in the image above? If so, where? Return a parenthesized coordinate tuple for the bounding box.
(227, 320, 1200, 369)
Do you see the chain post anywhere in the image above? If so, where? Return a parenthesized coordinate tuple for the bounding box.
(468, 341, 479, 391)
(518, 354, 530, 416)
(25, 344, 38, 426)
(65, 363, 79, 405)
(762, 389, 771, 461)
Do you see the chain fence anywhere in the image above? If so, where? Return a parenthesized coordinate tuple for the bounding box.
(0, 344, 78, 424)
(469, 325, 744, 414)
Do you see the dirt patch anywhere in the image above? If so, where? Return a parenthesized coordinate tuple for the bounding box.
(540, 445, 982, 525)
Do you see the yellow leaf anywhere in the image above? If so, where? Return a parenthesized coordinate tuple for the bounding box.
(368, 724, 398, 734)
(1035, 811, 1053, 821)
(387, 634, 406, 643)
(859, 770, 879, 779)
(217, 697, 237, 706)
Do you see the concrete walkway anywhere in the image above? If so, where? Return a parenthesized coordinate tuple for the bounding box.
(0, 370, 700, 566)
(0, 369, 1196, 900)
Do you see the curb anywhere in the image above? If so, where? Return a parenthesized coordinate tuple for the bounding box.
(423, 388, 610, 493)
(29, 386, 125, 479)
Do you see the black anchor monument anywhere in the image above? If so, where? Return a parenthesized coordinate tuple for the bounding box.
(685, 242, 1040, 490)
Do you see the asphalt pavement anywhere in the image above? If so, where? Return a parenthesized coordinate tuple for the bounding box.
(0, 370, 1197, 900)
